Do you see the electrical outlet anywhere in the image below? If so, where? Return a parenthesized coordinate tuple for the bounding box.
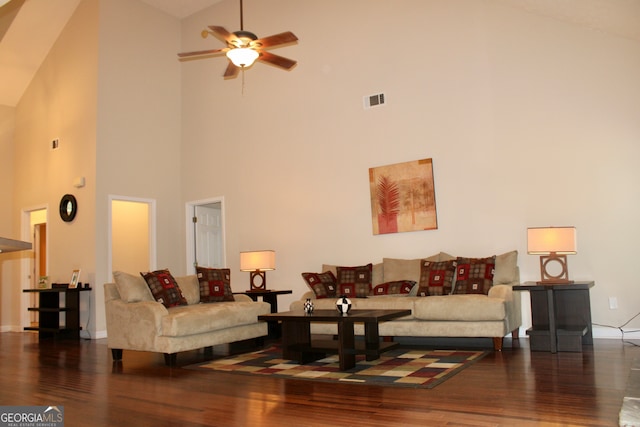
(609, 297, 618, 310)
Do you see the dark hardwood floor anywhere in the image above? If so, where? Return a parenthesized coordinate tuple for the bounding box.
(0, 332, 636, 426)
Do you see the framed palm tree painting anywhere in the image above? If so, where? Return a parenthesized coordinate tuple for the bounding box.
(369, 158, 438, 235)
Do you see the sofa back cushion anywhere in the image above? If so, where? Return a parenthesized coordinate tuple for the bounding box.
(195, 267, 235, 303)
(175, 275, 200, 305)
(493, 250, 519, 285)
(113, 271, 154, 303)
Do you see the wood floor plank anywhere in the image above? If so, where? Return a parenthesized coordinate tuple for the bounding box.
(0, 332, 636, 426)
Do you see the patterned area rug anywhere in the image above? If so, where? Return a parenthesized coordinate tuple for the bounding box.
(185, 345, 488, 388)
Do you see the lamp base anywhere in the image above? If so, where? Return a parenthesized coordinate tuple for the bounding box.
(249, 270, 266, 291)
(539, 253, 572, 284)
(536, 279, 575, 285)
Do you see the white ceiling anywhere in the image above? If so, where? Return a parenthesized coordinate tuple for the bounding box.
(0, 0, 638, 108)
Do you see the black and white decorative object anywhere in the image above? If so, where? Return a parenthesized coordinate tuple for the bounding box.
(336, 295, 352, 315)
(303, 298, 314, 314)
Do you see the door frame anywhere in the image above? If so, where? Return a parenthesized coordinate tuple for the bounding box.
(185, 196, 226, 274)
(107, 195, 157, 277)
(20, 205, 48, 330)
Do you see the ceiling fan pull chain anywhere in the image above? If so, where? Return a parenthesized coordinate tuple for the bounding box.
(241, 68, 246, 96)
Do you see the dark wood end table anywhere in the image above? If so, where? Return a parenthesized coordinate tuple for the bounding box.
(234, 289, 292, 338)
(258, 309, 411, 371)
(514, 281, 594, 353)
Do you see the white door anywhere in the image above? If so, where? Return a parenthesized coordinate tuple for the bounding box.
(194, 203, 223, 268)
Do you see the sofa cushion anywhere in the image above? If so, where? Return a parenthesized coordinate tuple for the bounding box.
(141, 269, 188, 308)
(416, 259, 456, 296)
(113, 271, 154, 303)
(372, 280, 416, 296)
(413, 294, 506, 321)
(494, 250, 518, 284)
(336, 263, 373, 298)
(161, 300, 270, 337)
(195, 267, 234, 303)
(382, 253, 441, 284)
(453, 256, 496, 295)
(175, 275, 200, 305)
(302, 271, 337, 299)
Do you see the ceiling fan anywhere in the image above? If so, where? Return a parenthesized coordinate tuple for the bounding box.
(177, 0, 298, 79)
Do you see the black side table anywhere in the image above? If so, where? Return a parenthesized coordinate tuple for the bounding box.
(234, 289, 292, 338)
(514, 281, 594, 353)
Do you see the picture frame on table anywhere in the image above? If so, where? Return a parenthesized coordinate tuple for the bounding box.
(69, 269, 81, 289)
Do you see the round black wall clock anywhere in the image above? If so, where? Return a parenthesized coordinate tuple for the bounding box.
(59, 194, 78, 222)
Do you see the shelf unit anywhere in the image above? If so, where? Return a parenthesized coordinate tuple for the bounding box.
(23, 287, 91, 339)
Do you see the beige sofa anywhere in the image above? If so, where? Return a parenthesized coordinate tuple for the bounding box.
(290, 251, 521, 351)
(104, 272, 270, 365)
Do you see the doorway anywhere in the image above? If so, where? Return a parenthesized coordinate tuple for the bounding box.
(109, 196, 156, 276)
(186, 197, 226, 273)
(20, 207, 47, 329)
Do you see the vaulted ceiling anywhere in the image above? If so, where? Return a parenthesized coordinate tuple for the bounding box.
(0, 0, 638, 108)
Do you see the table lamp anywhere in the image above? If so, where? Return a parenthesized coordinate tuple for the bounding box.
(527, 226, 576, 284)
(240, 250, 275, 291)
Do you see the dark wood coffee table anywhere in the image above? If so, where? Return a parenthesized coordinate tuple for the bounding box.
(258, 309, 411, 371)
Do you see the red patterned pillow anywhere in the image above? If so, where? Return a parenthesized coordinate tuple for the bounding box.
(416, 260, 456, 296)
(302, 271, 337, 299)
(336, 264, 373, 298)
(196, 267, 235, 303)
(453, 256, 496, 295)
(373, 280, 416, 296)
(140, 269, 188, 308)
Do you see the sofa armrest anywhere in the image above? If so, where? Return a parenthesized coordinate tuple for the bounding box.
(234, 294, 253, 303)
(290, 291, 316, 311)
(105, 299, 168, 350)
(488, 284, 522, 333)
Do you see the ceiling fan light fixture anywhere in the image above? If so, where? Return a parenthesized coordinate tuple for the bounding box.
(226, 47, 259, 68)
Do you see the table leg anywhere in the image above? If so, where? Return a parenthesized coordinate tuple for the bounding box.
(282, 320, 325, 364)
(338, 320, 356, 370)
(547, 288, 557, 354)
(364, 321, 381, 361)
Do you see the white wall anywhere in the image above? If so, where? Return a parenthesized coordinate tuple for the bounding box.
(9, 0, 98, 332)
(0, 105, 17, 330)
(94, 0, 182, 335)
(180, 0, 640, 334)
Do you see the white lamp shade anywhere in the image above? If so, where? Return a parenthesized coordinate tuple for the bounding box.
(527, 227, 577, 255)
(240, 250, 275, 271)
(226, 48, 259, 68)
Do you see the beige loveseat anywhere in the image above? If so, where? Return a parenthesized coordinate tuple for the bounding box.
(291, 251, 521, 351)
(104, 272, 270, 365)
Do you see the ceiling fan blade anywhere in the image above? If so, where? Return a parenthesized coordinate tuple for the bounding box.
(223, 61, 239, 78)
(178, 47, 226, 59)
(258, 51, 297, 70)
(253, 31, 298, 49)
(208, 26, 237, 44)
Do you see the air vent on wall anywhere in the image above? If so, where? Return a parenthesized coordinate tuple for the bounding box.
(363, 93, 385, 109)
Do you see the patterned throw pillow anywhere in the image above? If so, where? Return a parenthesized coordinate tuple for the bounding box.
(195, 267, 234, 303)
(372, 280, 416, 296)
(140, 269, 188, 308)
(336, 264, 373, 298)
(453, 256, 496, 295)
(416, 260, 456, 296)
(301, 271, 337, 299)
